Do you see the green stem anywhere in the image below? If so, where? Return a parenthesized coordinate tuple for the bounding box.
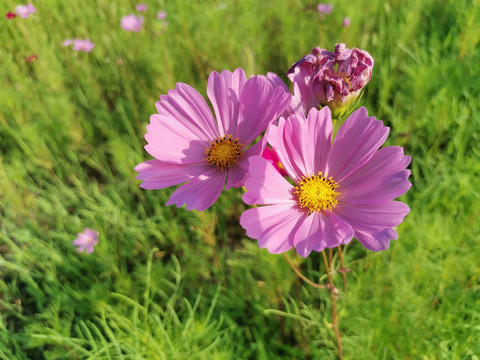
(321, 250, 344, 359)
(282, 253, 327, 289)
(337, 246, 348, 292)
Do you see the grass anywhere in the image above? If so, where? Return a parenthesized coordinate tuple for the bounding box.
(1, 0, 480, 358)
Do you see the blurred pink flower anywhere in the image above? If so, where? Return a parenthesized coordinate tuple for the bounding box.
(240, 106, 411, 257)
(136, 4, 148, 11)
(121, 14, 143, 32)
(135, 68, 291, 211)
(15, 3, 36, 18)
(342, 17, 351, 27)
(157, 10, 167, 20)
(63, 39, 95, 52)
(317, 3, 333, 15)
(73, 228, 99, 254)
(6, 12, 17, 19)
(74, 39, 95, 52)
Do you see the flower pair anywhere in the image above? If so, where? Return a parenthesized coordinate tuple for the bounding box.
(7, 3, 36, 19)
(135, 51, 410, 255)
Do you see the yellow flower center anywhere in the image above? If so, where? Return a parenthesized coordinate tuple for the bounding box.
(295, 172, 340, 212)
(205, 135, 243, 170)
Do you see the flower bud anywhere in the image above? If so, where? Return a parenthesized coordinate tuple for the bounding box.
(288, 43, 373, 118)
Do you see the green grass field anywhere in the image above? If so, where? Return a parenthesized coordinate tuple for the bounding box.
(1, 0, 480, 359)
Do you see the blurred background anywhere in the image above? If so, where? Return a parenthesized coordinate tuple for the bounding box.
(1, 0, 479, 358)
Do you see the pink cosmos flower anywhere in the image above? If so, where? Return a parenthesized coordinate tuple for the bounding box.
(136, 3, 148, 11)
(135, 68, 291, 211)
(288, 43, 374, 118)
(72, 39, 95, 52)
(157, 11, 167, 20)
(73, 228, 99, 254)
(121, 14, 143, 32)
(342, 17, 351, 28)
(63, 39, 95, 52)
(317, 3, 333, 15)
(6, 12, 17, 19)
(240, 106, 411, 257)
(15, 3, 36, 18)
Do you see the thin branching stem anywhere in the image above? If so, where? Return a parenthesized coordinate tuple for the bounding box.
(322, 250, 344, 360)
(282, 253, 327, 289)
(337, 246, 347, 292)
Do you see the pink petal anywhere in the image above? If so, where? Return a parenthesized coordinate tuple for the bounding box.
(258, 72, 304, 118)
(293, 211, 354, 257)
(145, 114, 209, 164)
(73, 238, 87, 246)
(268, 107, 332, 182)
(354, 228, 398, 251)
(258, 72, 290, 93)
(286, 107, 332, 178)
(337, 201, 410, 228)
(242, 156, 295, 205)
(155, 83, 220, 142)
(240, 204, 305, 254)
(339, 146, 411, 204)
(84, 228, 99, 239)
(236, 77, 291, 145)
(289, 66, 319, 113)
(166, 168, 226, 211)
(225, 162, 247, 190)
(135, 159, 211, 189)
(267, 117, 302, 180)
(326, 107, 389, 181)
(335, 201, 410, 250)
(206, 68, 247, 136)
(225, 139, 265, 190)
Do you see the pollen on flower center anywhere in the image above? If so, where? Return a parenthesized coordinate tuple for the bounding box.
(205, 135, 243, 170)
(295, 172, 340, 212)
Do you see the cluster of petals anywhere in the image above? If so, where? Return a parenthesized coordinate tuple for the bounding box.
(73, 228, 99, 254)
(63, 38, 95, 52)
(121, 14, 144, 32)
(135, 68, 291, 211)
(342, 17, 351, 28)
(15, 3, 36, 18)
(287, 43, 374, 117)
(240, 106, 411, 257)
(6, 12, 17, 19)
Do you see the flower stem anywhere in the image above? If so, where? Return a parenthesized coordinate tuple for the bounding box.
(337, 246, 348, 292)
(321, 250, 344, 359)
(282, 253, 327, 289)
